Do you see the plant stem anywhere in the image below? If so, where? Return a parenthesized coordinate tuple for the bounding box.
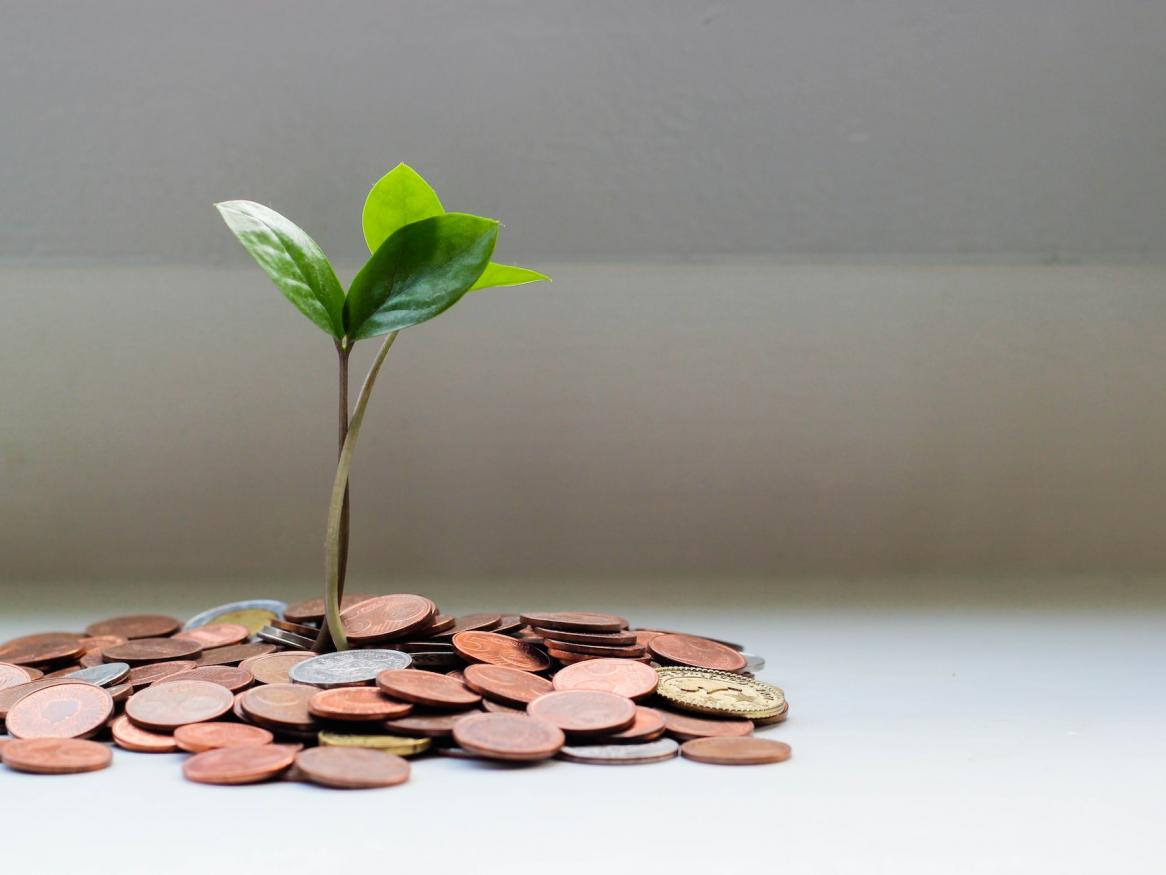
(321, 330, 400, 652)
(313, 341, 352, 653)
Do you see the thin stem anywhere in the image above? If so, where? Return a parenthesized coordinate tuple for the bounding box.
(313, 341, 352, 653)
(322, 330, 400, 651)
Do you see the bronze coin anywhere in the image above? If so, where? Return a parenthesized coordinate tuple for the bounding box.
(637, 627, 745, 651)
(239, 683, 317, 731)
(340, 594, 436, 644)
(126, 660, 199, 688)
(552, 658, 659, 700)
(111, 714, 179, 753)
(154, 665, 253, 693)
(0, 633, 85, 667)
(107, 683, 133, 704)
(268, 618, 319, 637)
(542, 639, 647, 658)
(2, 737, 112, 774)
(382, 710, 476, 738)
(430, 613, 502, 638)
(182, 743, 297, 785)
(6, 682, 114, 739)
(78, 651, 106, 668)
(85, 614, 181, 639)
(174, 721, 274, 753)
(462, 663, 554, 707)
(125, 679, 234, 731)
(375, 669, 481, 709)
(283, 592, 378, 624)
(0, 662, 35, 691)
(532, 627, 638, 646)
(309, 687, 413, 721)
(680, 736, 792, 765)
(519, 611, 628, 633)
(196, 642, 275, 666)
(548, 648, 650, 666)
(527, 690, 637, 736)
(78, 634, 128, 655)
(452, 712, 565, 761)
(596, 706, 667, 743)
(493, 615, 525, 635)
(295, 746, 411, 789)
(172, 623, 250, 649)
(480, 698, 526, 714)
(0, 677, 96, 720)
(647, 634, 747, 673)
(239, 651, 314, 685)
(452, 631, 551, 672)
(658, 710, 754, 740)
(417, 614, 456, 635)
(103, 638, 202, 665)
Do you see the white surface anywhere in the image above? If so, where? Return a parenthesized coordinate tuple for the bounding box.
(2, 582, 1163, 874)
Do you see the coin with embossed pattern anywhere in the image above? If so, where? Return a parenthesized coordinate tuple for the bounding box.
(283, 593, 377, 624)
(196, 643, 275, 667)
(558, 737, 679, 765)
(183, 600, 287, 633)
(182, 744, 297, 784)
(452, 632, 550, 672)
(103, 638, 202, 665)
(462, 664, 553, 706)
(239, 683, 317, 731)
(295, 746, 411, 789)
(532, 627, 638, 646)
(288, 649, 412, 688)
(85, 614, 181, 639)
(0, 678, 94, 720)
(527, 690, 637, 736)
(519, 611, 627, 633)
(375, 669, 481, 709)
(172, 623, 250, 649)
(552, 658, 659, 700)
(658, 709, 754, 740)
(596, 706, 666, 743)
(2, 737, 112, 774)
(240, 652, 314, 685)
(680, 736, 791, 765)
(317, 732, 431, 755)
(154, 665, 253, 693)
(64, 662, 130, 687)
(0, 634, 85, 667)
(111, 715, 179, 753)
(308, 687, 413, 721)
(340, 594, 436, 644)
(542, 639, 647, 658)
(6, 682, 114, 739)
(174, 721, 273, 752)
(655, 667, 785, 719)
(125, 679, 234, 731)
(648, 634, 747, 672)
(126, 660, 198, 689)
(429, 613, 502, 639)
(0, 662, 35, 691)
(452, 712, 565, 761)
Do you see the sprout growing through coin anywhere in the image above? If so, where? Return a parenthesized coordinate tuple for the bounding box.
(217, 165, 548, 651)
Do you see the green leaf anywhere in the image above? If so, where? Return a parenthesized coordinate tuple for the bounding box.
(345, 213, 499, 341)
(215, 200, 345, 339)
(469, 261, 551, 292)
(362, 163, 445, 254)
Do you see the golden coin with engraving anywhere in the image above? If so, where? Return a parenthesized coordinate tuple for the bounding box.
(317, 731, 432, 757)
(654, 667, 786, 719)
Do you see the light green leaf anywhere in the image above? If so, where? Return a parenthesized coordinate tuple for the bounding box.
(362, 163, 445, 254)
(215, 200, 345, 339)
(469, 261, 551, 292)
(345, 213, 498, 341)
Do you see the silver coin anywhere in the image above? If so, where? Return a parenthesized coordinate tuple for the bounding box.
(558, 738, 679, 765)
(740, 651, 766, 673)
(288, 649, 412, 688)
(183, 599, 288, 631)
(258, 626, 314, 650)
(65, 661, 130, 687)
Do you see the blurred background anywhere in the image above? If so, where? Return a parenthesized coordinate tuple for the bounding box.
(2, 0, 1165, 591)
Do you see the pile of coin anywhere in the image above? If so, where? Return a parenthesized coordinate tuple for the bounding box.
(0, 594, 791, 788)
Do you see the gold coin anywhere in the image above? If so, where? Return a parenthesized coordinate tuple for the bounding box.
(209, 609, 277, 636)
(317, 731, 432, 757)
(654, 667, 786, 719)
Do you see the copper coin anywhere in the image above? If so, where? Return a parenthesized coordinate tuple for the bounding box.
(85, 614, 181, 639)
(552, 658, 659, 700)
(462, 663, 554, 707)
(6, 682, 114, 739)
(417, 614, 456, 635)
(648, 634, 746, 673)
(533, 627, 638, 646)
(637, 627, 745, 651)
(680, 736, 792, 765)
(340, 594, 436, 644)
(596, 706, 667, 743)
(239, 651, 314, 685)
(0, 677, 95, 720)
(658, 710, 754, 740)
(283, 592, 378, 624)
(295, 746, 411, 789)
(375, 669, 481, 709)
(527, 690, 637, 735)
(103, 638, 202, 665)
(430, 613, 502, 638)
(78, 651, 106, 668)
(2, 737, 112, 774)
(382, 710, 475, 738)
(174, 721, 274, 753)
(308, 687, 413, 721)
(542, 639, 647, 658)
(172, 623, 250, 649)
(182, 743, 297, 784)
(493, 615, 525, 635)
(196, 642, 275, 666)
(78, 634, 128, 655)
(125, 679, 234, 731)
(126, 660, 199, 688)
(452, 712, 565, 761)
(452, 631, 551, 672)
(154, 665, 253, 693)
(549, 648, 651, 665)
(481, 698, 526, 714)
(108, 683, 133, 704)
(111, 714, 179, 752)
(519, 611, 627, 633)
(0, 633, 85, 667)
(268, 618, 320, 637)
(239, 683, 317, 731)
(0, 662, 35, 691)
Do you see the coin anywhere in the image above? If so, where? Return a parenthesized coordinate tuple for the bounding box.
(558, 737, 679, 765)
(154, 665, 253, 693)
(647, 634, 747, 673)
(519, 611, 627, 632)
(317, 731, 431, 756)
(654, 667, 785, 719)
(295, 746, 411, 789)
(283, 593, 377, 624)
(2, 737, 112, 774)
(741, 652, 766, 673)
(172, 623, 250, 649)
(111, 715, 179, 753)
(527, 690, 637, 735)
(417, 614, 456, 635)
(462, 664, 553, 707)
(308, 687, 413, 721)
(240, 652, 314, 685)
(375, 669, 481, 709)
(0, 662, 36, 691)
(64, 662, 130, 687)
(183, 599, 287, 633)
(752, 701, 790, 726)
(596, 706, 667, 743)
(340, 594, 436, 644)
(108, 683, 133, 704)
(532, 627, 638, 646)
(657, 710, 754, 740)
(126, 660, 199, 688)
(429, 613, 502, 638)
(541, 639, 647, 658)
(174, 721, 273, 753)
(239, 683, 318, 731)
(125, 679, 234, 731)
(481, 698, 526, 714)
(552, 658, 659, 700)
(85, 614, 181, 640)
(636, 628, 745, 651)
(381, 711, 475, 738)
(452, 631, 551, 672)
(289, 649, 412, 688)
(268, 618, 320, 637)
(0, 677, 96, 720)
(547, 648, 651, 666)
(0, 633, 85, 667)
(182, 744, 297, 785)
(197, 643, 276, 666)
(257, 626, 314, 650)
(680, 736, 792, 765)
(6, 682, 114, 739)
(452, 713, 565, 761)
(103, 638, 202, 665)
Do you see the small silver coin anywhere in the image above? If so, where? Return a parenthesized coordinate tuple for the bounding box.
(183, 599, 288, 631)
(65, 661, 130, 687)
(740, 652, 766, 673)
(557, 738, 679, 765)
(288, 649, 413, 688)
(257, 626, 314, 650)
